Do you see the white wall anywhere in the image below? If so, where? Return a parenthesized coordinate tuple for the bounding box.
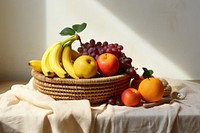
(1, 0, 200, 80)
(0, 0, 46, 81)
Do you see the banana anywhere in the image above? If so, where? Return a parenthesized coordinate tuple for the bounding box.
(62, 44, 79, 79)
(41, 42, 58, 77)
(28, 60, 42, 72)
(49, 42, 68, 78)
(40, 34, 79, 78)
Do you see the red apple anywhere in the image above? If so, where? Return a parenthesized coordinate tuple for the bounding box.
(96, 53, 120, 76)
(121, 88, 142, 107)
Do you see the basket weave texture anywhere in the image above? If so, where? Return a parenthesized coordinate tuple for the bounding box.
(31, 70, 131, 105)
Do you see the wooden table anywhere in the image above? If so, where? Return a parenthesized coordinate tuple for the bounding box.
(0, 81, 28, 94)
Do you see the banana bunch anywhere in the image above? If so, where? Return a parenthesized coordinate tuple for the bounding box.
(28, 60, 42, 73)
(28, 34, 79, 79)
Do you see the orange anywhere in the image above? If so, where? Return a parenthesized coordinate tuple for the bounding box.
(138, 77, 164, 102)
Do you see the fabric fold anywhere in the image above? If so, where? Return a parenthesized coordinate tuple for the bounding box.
(1, 78, 200, 133)
(0, 78, 93, 133)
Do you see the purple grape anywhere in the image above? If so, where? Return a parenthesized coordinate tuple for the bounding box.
(106, 48, 112, 53)
(109, 44, 115, 48)
(111, 48, 118, 54)
(88, 47, 94, 54)
(116, 98, 124, 106)
(96, 41, 102, 47)
(90, 52, 96, 58)
(114, 43, 119, 47)
(126, 67, 137, 78)
(108, 97, 116, 105)
(100, 49, 104, 54)
(103, 41, 108, 46)
(77, 39, 138, 78)
(82, 48, 88, 53)
(120, 59, 131, 69)
(90, 39, 95, 45)
(82, 52, 88, 55)
(133, 74, 140, 80)
(124, 57, 132, 65)
(117, 45, 123, 50)
(77, 47, 83, 53)
(95, 54, 99, 60)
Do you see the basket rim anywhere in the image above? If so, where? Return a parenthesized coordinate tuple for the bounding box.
(34, 76, 130, 89)
(31, 70, 131, 85)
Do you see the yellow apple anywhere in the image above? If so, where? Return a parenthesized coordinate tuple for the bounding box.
(73, 55, 98, 78)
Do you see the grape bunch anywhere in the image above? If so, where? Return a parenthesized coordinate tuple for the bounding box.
(107, 97, 124, 106)
(77, 39, 139, 79)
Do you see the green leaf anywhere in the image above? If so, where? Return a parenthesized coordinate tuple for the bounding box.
(142, 67, 154, 79)
(72, 23, 87, 33)
(72, 24, 79, 31)
(60, 27, 75, 36)
(148, 70, 154, 75)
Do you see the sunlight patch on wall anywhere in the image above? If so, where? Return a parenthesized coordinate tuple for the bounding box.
(94, 1, 191, 79)
(45, 0, 191, 79)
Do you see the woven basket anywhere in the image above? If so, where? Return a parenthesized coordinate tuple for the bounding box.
(31, 70, 131, 105)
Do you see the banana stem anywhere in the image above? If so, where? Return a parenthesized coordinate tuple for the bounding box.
(61, 34, 79, 46)
(63, 40, 74, 47)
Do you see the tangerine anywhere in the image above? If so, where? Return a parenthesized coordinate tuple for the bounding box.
(138, 77, 164, 102)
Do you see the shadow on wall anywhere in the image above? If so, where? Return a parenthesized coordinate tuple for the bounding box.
(96, 0, 200, 79)
(0, 0, 46, 81)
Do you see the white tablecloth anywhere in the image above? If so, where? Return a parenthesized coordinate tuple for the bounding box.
(0, 78, 200, 133)
(94, 79, 200, 133)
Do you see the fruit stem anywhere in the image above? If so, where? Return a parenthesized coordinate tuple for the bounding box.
(63, 39, 74, 47)
(61, 34, 79, 45)
(77, 35, 83, 46)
